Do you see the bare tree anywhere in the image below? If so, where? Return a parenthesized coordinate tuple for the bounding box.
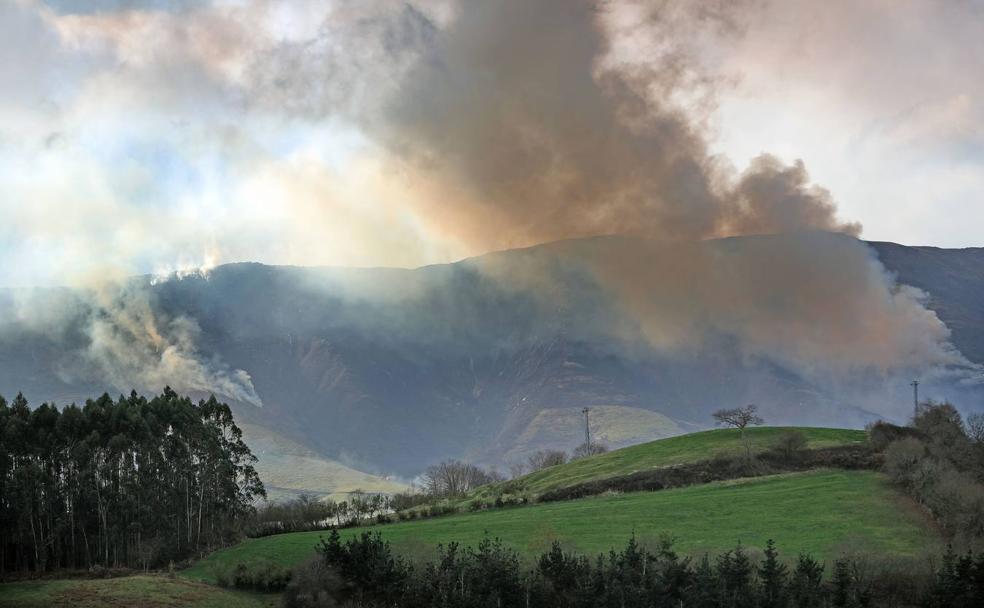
(508, 462, 528, 479)
(967, 413, 984, 444)
(572, 442, 609, 459)
(713, 404, 764, 459)
(423, 460, 499, 497)
(527, 449, 568, 472)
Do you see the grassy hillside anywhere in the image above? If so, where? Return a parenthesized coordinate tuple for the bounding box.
(0, 575, 276, 608)
(477, 426, 866, 500)
(240, 423, 407, 502)
(185, 469, 937, 583)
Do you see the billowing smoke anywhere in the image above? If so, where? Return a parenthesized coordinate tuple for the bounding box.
(1, 0, 980, 413)
(250, 0, 859, 249)
(4, 277, 262, 407)
(251, 0, 973, 391)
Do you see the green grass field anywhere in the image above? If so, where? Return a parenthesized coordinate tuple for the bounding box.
(184, 469, 937, 584)
(473, 426, 867, 500)
(0, 575, 277, 608)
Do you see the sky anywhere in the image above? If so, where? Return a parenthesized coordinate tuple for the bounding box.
(1, 0, 983, 288)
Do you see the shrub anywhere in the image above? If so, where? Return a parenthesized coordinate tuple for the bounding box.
(572, 442, 609, 459)
(867, 421, 923, 452)
(527, 449, 568, 472)
(283, 557, 343, 608)
(770, 431, 808, 462)
(214, 559, 291, 592)
(883, 438, 927, 488)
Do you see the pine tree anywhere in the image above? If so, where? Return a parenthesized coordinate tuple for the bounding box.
(831, 558, 854, 608)
(759, 539, 789, 608)
(790, 553, 825, 608)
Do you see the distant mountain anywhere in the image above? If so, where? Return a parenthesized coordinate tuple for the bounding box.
(1, 234, 982, 483)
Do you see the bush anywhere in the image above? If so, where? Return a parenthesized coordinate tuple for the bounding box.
(883, 438, 926, 488)
(867, 421, 924, 452)
(572, 442, 609, 459)
(527, 449, 568, 472)
(214, 559, 291, 592)
(770, 431, 808, 462)
(283, 557, 342, 608)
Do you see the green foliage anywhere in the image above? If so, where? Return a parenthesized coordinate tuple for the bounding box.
(470, 427, 866, 501)
(769, 431, 808, 462)
(880, 402, 984, 542)
(0, 575, 274, 608)
(185, 470, 938, 583)
(213, 558, 291, 592)
(789, 554, 824, 608)
(758, 540, 788, 608)
(284, 533, 982, 608)
(0, 389, 264, 574)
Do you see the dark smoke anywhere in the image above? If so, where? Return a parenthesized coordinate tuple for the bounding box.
(279, 0, 971, 396)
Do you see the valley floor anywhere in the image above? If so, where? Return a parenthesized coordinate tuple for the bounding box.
(184, 469, 939, 584)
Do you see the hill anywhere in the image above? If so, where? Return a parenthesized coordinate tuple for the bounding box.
(2, 233, 982, 485)
(239, 423, 406, 502)
(184, 469, 938, 584)
(501, 405, 684, 465)
(472, 426, 866, 500)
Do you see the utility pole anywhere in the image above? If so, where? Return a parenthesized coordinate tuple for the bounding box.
(911, 380, 920, 418)
(582, 407, 590, 446)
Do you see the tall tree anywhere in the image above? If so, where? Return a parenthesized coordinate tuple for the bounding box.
(0, 389, 264, 574)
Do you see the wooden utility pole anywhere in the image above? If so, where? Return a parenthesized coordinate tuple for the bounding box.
(582, 407, 590, 445)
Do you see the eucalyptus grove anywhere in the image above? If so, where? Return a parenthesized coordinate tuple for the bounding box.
(0, 388, 264, 575)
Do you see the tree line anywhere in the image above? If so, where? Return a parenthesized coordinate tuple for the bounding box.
(267, 530, 983, 608)
(879, 401, 984, 543)
(0, 388, 264, 576)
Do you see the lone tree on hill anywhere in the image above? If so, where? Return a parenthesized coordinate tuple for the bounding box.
(713, 404, 764, 459)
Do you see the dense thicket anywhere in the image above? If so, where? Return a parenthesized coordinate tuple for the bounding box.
(280, 531, 981, 608)
(0, 388, 264, 575)
(880, 402, 984, 542)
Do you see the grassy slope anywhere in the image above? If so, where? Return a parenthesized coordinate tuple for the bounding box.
(0, 575, 277, 608)
(476, 426, 866, 499)
(185, 469, 937, 583)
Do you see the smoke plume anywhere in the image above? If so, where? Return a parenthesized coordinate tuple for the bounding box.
(273, 0, 965, 386)
(250, 0, 859, 250)
(1, 0, 980, 410)
(4, 277, 262, 407)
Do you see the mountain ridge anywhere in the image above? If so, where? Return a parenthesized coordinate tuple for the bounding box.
(1, 233, 982, 486)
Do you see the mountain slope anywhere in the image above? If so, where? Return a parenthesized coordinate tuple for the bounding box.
(869, 242, 984, 364)
(239, 423, 406, 501)
(1, 234, 982, 481)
